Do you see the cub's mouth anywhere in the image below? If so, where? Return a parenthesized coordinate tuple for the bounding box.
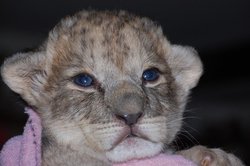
(111, 127, 158, 150)
(105, 124, 164, 163)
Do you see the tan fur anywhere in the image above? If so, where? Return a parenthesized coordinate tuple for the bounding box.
(1, 10, 244, 165)
(177, 146, 244, 166)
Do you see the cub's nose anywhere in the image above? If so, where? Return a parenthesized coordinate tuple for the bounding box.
(108, 83, 145, 126)
(115, 112, 143, 126)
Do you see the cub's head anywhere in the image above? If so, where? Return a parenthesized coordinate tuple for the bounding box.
(1, 11, 202, 162)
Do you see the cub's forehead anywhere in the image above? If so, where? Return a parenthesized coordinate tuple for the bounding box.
(47, 11, 170, 77)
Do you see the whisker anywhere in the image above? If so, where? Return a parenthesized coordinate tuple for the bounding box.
(179, 129, 200, 145)
(182, 122, 200, 134)
(172, 135, 185, 151)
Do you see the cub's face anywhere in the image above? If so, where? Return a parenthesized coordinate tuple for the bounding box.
(1, 11, 202, 162)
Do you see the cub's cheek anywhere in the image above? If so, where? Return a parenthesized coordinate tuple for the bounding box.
(136, 116, 168, 142)
(48, 120, 88, 147)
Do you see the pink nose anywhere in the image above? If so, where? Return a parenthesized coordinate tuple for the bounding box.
(115, 112, 143, 126)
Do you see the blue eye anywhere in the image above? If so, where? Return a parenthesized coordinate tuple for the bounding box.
(74, 74, 94, 87)
(142, 68, 160, 82)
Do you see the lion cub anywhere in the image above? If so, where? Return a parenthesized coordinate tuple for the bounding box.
(1, 10, 244, 165)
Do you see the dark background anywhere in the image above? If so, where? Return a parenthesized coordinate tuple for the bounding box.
(0, 0, 249, 165)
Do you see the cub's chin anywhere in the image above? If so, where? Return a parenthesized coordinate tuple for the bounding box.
(105, 136, 163, 163)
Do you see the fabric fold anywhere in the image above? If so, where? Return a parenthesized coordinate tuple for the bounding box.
(0, 107, 41, 166)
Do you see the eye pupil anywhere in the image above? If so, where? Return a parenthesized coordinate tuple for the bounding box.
(74, 74, 94, 87)
(142, 68, 159, 82)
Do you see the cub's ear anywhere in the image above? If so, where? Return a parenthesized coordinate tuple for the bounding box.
(168, 45, 203, 92)
(1, 51, 48, 106)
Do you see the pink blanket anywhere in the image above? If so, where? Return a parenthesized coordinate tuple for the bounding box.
(0, 108, 196, 166)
